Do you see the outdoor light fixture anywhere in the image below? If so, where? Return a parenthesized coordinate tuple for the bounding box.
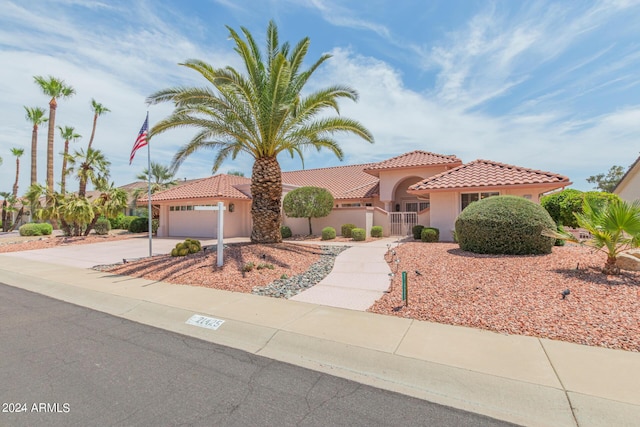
(229, 203, 235, 213)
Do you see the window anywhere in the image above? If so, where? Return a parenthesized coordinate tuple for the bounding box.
(340, 203, 361, 208)
(461, 192, 499, 210)
(404, 201, 430, 212)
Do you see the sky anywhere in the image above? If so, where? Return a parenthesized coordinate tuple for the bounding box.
(1, 0, 639, 195)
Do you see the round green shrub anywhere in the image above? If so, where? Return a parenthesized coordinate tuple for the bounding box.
(351, 228, 366, 241)
(178, 248, 189, 256)
(455, 195, 556, 255)
(412, 225, 425, 240)
(371, 225, 383, 238)
(94, 217, 111, 235)
(171, 248, 179, 257)
(175, 242, 186, 250)
(188, 243, 200, 254)
(19, 223, 53, 236)
(321, 226, 336, 240)
(541, 189, 621, 228)
(421, 227, 439, 242)
(128, 217, 158, 234)
(341, 223, 356, 238)
(280, 225, 292, 238)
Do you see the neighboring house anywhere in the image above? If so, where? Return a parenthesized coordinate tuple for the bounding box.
(613, 155, 640, 202)
(141, 150, 571, 241)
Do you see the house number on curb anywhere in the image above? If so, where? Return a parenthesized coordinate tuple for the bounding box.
(186, 314, 225, 330)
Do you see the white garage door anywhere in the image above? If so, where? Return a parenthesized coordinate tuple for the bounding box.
(168, 210, 218, 238)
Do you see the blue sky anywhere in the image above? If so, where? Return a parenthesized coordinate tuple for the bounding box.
(1, 0, 639, 194)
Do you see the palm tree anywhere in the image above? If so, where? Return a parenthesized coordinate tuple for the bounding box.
(147, 21, 374, 243)
(10, 148, 24, 198)
(58, 126, 82, 194)
(24, 106, 48, 186)
(84, 181, 128, 236)
(33, 76, 75, 195)
(86, 99, 110, 151)
(132, 162, 178, 199)
(65, 148, 110, 197)
(549, 198, 640, 275)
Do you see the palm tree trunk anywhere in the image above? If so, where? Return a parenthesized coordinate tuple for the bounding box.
(87, 114, 97, 151)
(8, 207, 24, 232)
(1, 200, 7, 232)
(47, 98, 58, 229)
(61, 140, 69, 194)
(250, 156, 283, 243)
(79, 177, 87, 198)
(12, 157, 20, 198)
(31, 124, 38, 185)
(602, 256, 620, 275)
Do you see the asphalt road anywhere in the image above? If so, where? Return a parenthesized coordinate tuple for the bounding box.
(0, 284, 516, 426)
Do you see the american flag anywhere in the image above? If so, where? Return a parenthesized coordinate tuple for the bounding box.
(129, 113, 149, 164)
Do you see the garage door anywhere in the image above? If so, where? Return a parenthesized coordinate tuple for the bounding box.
(168, 210, 218, 238)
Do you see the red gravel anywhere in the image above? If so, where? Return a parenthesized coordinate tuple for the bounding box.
(101, 243, 322, 293)
(369, 243, 640, 352)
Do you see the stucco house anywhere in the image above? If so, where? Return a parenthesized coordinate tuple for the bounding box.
(141, 150, 571, 241)
(613, 155, 640, 202)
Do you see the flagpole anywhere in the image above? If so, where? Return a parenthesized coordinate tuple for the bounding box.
(146, 111, 152, 257)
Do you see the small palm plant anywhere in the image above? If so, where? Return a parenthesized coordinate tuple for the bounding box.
(547, 198, 640, 275)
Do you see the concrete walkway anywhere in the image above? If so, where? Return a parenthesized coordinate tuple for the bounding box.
(1, 241, 640, 426)
(291, 237, 399, 310)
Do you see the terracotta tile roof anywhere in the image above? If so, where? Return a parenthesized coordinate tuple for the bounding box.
(408, 159, 571, 192)
(282, 164, 379, 199)
(146, 174, 252, 202)
(364, 150, 462, 176)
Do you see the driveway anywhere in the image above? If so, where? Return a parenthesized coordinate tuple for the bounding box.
(0, 236, 250, 269)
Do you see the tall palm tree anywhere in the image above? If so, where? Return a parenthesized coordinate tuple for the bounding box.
(86, 99, 110, 151)
(65, 148, 110, 197)
(147, 20, 374, 243)
(33, 76, 75, 195)
(58, 126, 82, 194)
(24, 106, 48, 186)
(10, 148, 24, 198)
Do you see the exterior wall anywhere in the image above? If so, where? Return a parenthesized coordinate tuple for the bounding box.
(429, 192, 460, 242)
(615, 163, 640, 202)
(373, 207, 390, 236)
(377, 166, 451, 203)
(417, 208, 430, 227)
(160, 199, 251, 238)
(283, 208, 367, 236)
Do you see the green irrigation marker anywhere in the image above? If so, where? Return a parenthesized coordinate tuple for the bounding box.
(402, 271, 408, 306)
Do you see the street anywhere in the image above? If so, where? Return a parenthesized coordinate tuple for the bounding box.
(0, 283, 514, 426)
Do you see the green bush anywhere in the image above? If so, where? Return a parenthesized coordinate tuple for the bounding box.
(94, 217, 111, 235)
(19, 223, 53, 236)
(280, 225, 292, 238)
(541, 189, 621, 228)
(171, 238, 201, 257)
(455, 195, 556, 255)
(421, 227, 439, 242)
(128, 217, 159, 234)
(341, 223, 356, 238)
(412, 225, 425, 240)
(351, 228, 366, 241)
(321, 226, 336, 240)
(371, 225, 383, 238)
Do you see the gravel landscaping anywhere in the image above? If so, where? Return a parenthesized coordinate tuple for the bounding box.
(370, 242, 640, 352)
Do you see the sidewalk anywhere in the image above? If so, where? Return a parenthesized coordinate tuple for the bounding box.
(1, 246, 640, 426)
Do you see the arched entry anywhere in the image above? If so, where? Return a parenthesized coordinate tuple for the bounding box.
(393, 176, 429, 212)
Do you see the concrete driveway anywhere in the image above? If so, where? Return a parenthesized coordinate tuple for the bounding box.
(0, 236, 250, 269)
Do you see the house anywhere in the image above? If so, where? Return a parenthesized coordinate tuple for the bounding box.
(613, 155, 640, 202)
(141, 150, 571, 241)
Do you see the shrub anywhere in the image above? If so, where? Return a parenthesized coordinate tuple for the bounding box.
(171, 238, 201, 256)
(351, 228, 366, 241)
(321, 226, 336, 240)
(421, 227, 439, 242)
(283, 186, 334, 235)
(128, 217, 159, 234)
(94, 217, 111, 235)
(341, 223, 356, 238)
(412, 225, 425, 240)
(455, 195, 556, 255)
(541, 189, 621, 228)
(257, 263, 274, 270)
(19, 223, 53, 236)
(371, 225, 383, 238)
(242, 262, 255, 272)
(280, 225, 292, 239)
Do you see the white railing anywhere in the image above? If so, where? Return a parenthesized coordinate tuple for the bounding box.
(389, 212, 417, 236)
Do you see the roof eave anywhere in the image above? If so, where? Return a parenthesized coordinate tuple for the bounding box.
(408, 181, 572, 194)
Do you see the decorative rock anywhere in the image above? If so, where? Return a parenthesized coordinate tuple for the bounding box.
(252, 245, 349, 298)
(617, 252, 640, 271)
